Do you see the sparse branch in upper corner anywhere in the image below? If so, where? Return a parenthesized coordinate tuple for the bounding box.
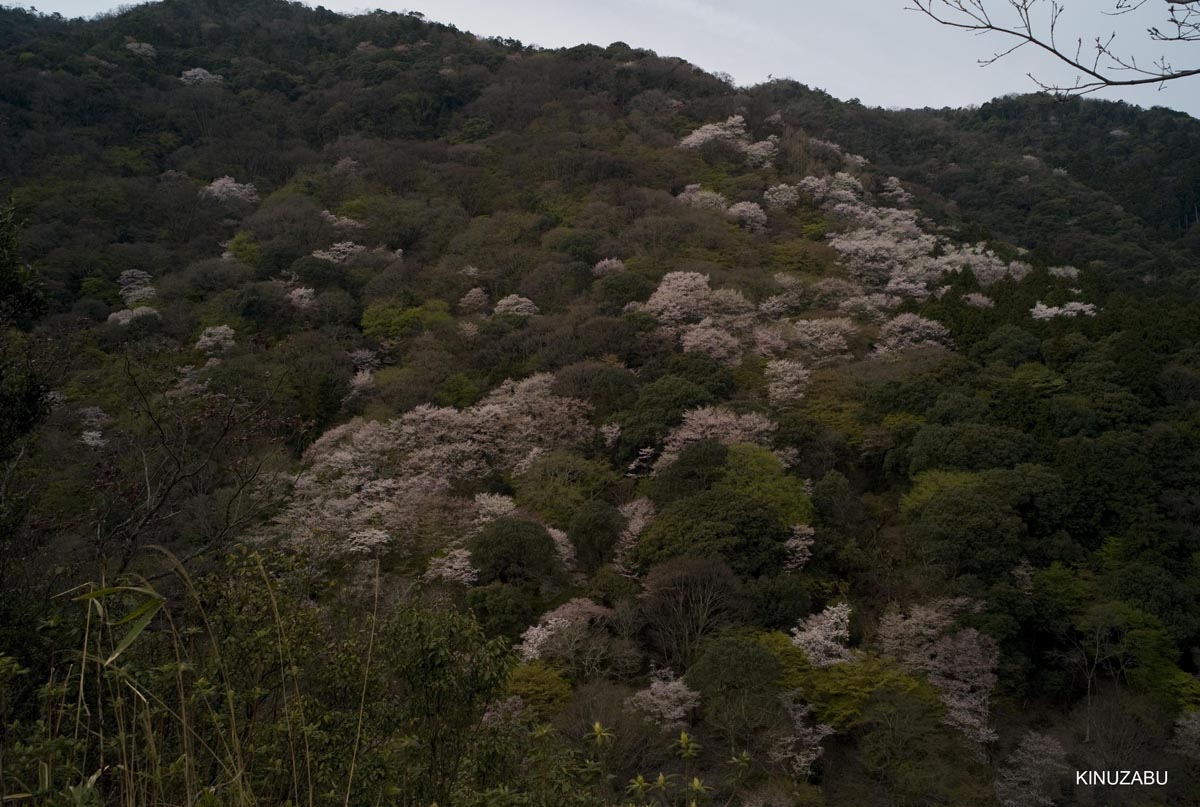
(908, 0, 1200, 92)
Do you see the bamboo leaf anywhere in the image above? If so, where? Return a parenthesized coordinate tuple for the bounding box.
(105, 597, 164, 666)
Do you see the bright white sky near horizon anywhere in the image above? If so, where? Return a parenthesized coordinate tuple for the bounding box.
(23, 0, 1200, 118)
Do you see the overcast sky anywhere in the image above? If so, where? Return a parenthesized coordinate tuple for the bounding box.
(25, 0, 1200, 117)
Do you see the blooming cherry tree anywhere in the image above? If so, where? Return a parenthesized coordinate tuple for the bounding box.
(345, 528, 390, 556)
(196, 325, 235, 353)
(181, 67, 223, 85)
(624, 668, 700, 730)
(764, 183, 800, 210)
(117, 269, 155, 306)
(422, 548, 479, 586)
(994, 732, 1069, 807)
(1170, 710, 1200, 762)
(678, 115, 777, 167)
(645, 272, 713, 325)
(517, 598, 613, 662)
(350, 348, 379, 371)
(742, 137, 779, 168)
(790, 603, 852, 667)
(271, 373, 593, 560)
(878, 600, 999, 745)
(457, 287, 489, 313)
(874, 314, 952, 354)
(613, 498, 655, 573)
(287, 287, 317, 310)
(764, 359, 809, 406)
(200, 176, 259, 204)
(312, 241, 365, 264)
(124, 39, 156, 58)
(600, 422, 621, 448)
(80, 430, 107, 448)
(473, 493, 517, 530)
(678, 115, 748, 151)
(675, 184, 729, 212)
(880, 176, 914, 206)
(1031, 301, 1097, 319)
(320, 209, 364, 230)
(790, 318, 857, 365)
(654, 407, 777, 473)
(784, 524, 815, 571)
(753, 326, 789, 357)
(493, 294, 539, 317)
(591, 257, 625, 277)
(107, 306, 159, 326)
(348, 369, 374, 395)
(727, 201, 767, 231)
(681, 322, 742, 366)
(768, 695, 835, 778)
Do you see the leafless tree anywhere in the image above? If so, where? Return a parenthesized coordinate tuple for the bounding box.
(909, 0, 1200, 92)
(640, 557, 740, 668)
(93, 355, 291, 573)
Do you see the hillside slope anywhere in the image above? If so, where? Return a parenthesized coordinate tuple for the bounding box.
(2, 2, 1199, 806)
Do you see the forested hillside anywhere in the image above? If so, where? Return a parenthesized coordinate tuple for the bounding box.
(2, 1, 1199, 805)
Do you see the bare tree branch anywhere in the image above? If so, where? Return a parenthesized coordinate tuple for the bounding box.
(908, 0, 1200, 93)
(93, 353, 287, 573)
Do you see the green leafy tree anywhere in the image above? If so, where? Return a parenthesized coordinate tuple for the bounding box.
(713, 444, 814, 525)
(635, 490, 790, 577)
(514, 451, 618, 528)
(616, 375, 713, 461)
(0, 202, 45, 328)
(376, 603, 515, 806)
(362, 298, 453, 340)
(567, 501, 625, 573)
(646, 439, 729, 504)
(468, 582, 538, 639)
(470, 518, 559, 585)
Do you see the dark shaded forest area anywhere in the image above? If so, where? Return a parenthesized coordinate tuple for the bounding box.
(1, 1, 1199, 805)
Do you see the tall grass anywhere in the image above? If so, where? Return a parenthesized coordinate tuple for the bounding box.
(0, 549, 377, 807)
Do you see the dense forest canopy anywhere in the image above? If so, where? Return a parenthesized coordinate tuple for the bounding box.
(1, 1, 1199, 805)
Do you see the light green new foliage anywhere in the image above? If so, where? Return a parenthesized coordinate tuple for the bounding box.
(361, 298, 453, 340)
(714, 443, 813, 525)
(514, 451, 618, 528)
(900, 470, 982, 517)
(758, 632, 932, 731)
(226, 231, 261, 268)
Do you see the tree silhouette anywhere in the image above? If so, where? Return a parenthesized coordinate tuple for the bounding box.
(911, 0, 1200, 92)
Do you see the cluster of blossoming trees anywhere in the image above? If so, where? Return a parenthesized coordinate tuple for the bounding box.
(88, 110, 1114, 795)
(675, 119, 1099, 325)
(77, 99, 1136, 802)
(275, 373, 593, 560)
(243, 115, 1127, 792)
(677, 114, 778, 169)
